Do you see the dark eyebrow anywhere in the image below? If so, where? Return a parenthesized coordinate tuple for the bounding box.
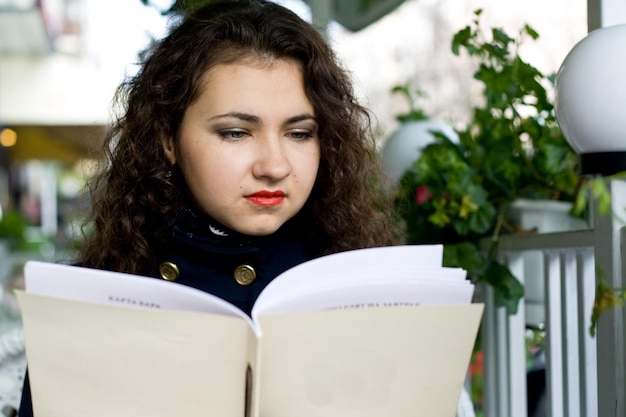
(286, 114, 317, 124)
(210, 112, 261, 123)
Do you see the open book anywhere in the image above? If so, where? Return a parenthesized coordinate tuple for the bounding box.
(16, 245, 483, 417)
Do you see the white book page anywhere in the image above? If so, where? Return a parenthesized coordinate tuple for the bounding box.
(17, 291, 253, 417)
(24, 261, 251, 323)
(252, 245, 472, 320)
(258, 304, 484, 417)
(255, 245, 444, 303)
(252, 280, 474, 322)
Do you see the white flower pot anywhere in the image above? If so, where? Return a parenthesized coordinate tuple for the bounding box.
(380, 120, 458, 187)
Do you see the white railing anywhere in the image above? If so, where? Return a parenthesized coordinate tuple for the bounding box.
(482, 180, 626, 417)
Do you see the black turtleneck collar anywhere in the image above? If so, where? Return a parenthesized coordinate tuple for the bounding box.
(171, 206, 314, 251)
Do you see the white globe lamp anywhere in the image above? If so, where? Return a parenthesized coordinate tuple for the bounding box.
(555, 24, 626, 176)
(381, 120, 459, 186)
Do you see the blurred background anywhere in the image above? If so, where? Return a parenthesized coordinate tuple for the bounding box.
(0, 0, 587, 268)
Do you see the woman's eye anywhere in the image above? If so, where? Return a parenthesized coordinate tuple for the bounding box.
(289, 130, 313, 141)
(219, 130, 247, 140)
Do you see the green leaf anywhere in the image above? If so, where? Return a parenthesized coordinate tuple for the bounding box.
(0, 210, 29, 240)
(443, 242, 484, 273)
(468, 202, 496, 234)
(491, 28, 514, 53)
(590, 266, 626, 337)
(391, 84, 429, 122)
(536, 143, 570, 174)
(167, 0, 211, 14)
(524, 24, 540, 40)
(452, 26, 472, 56)
(428, 212, 451, 227)
(571, 184, 590, 217)
(483, 260, 524, 315)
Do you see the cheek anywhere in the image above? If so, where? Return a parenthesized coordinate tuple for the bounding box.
(305, 147, 321, 177)
(179, 148, 227, 192)
(294, 150, 321, 188)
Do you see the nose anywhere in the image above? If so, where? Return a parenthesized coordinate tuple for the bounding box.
(252, 136, 292, 181)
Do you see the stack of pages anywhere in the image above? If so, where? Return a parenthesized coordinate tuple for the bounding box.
(17, 244, 483, 417)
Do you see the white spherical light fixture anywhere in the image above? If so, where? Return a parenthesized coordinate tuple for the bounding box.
(381, 120, 459, 186)
(555, 24, 626, 176)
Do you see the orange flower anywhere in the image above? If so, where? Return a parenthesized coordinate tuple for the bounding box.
(469, 350, 483, 377)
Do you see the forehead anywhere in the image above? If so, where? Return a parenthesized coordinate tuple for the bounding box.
(199, 59, 305, 94)
(193, 58, 311, 111)
(201, 55, 303, 83)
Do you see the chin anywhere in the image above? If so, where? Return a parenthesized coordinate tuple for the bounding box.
(235, 223, 283, 237)
(243, 229, 281, 237)
(227, 212, 293, 236)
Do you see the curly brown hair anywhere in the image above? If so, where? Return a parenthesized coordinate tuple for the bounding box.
(79, 0, 400, 275)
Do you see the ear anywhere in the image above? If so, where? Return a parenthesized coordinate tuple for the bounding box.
(161, 136, 177, 165)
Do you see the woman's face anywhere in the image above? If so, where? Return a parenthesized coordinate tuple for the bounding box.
(163, 59, 320, 236)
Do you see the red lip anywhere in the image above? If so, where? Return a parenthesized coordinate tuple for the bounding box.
(245, 190, 286, 206)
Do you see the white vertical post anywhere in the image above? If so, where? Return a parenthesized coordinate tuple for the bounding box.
(587, 0, 626, 31)
(577, 248, 598, 417)
(505, 253, 527, 417)
(581, 2, 626, 414)
(40, 161, 58, 237)
(592, 179, 626, 417)
(495, 304, 509, 417)
(562, 251, 581, 417)
(482, 283, 498, 417)
(544, 251, 564, 417)
(481, 280, 510, 417)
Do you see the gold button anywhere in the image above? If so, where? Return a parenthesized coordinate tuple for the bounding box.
(234, 264, 256, 286)
(159, 262, 179, 281)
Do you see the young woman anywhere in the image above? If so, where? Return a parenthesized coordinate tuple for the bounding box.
(18, 1, 400, 415)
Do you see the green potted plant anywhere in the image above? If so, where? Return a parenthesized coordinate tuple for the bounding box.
(0, 209, 29, 251)
(392, 9, 582, 314)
